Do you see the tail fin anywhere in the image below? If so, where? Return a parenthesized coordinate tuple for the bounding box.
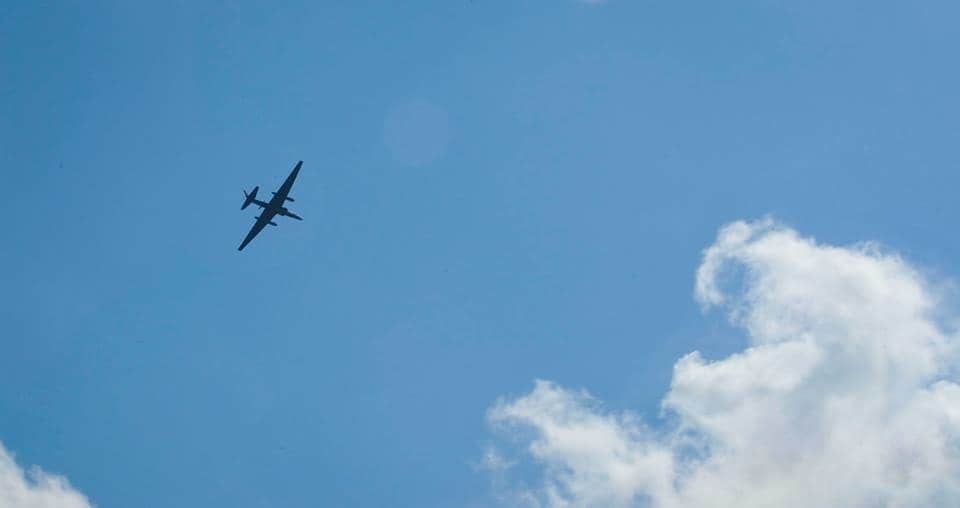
(242, 186, 259, 210)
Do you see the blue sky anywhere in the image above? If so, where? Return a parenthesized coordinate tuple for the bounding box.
(3, 1, 960, 506)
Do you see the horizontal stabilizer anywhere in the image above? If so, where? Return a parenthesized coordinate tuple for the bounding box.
(242, 186, 260, 210)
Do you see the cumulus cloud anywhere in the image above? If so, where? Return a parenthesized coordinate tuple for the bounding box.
(0, 442, 92, 508)
(485, 219, 960, 507)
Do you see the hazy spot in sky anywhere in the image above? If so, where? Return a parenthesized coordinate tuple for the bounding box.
(383, 100, 450, 167)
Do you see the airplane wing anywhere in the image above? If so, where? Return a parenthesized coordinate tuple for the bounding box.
(273, 160, 303, 201)
(238, 211, 276, 251)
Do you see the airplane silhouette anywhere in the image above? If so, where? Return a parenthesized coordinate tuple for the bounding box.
(238, 160, 304, 251)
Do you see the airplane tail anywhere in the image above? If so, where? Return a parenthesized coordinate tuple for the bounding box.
(242, 186, 259, 210)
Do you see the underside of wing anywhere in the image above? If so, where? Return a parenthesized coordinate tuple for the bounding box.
(238, 215, 272, 251)
(273, 160, 302, 200)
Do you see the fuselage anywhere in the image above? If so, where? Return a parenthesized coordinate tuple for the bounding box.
(251, 199, 284, 213)
(253, 197, 298, 219)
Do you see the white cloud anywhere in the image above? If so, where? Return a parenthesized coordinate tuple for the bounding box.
(0, 442, 92, 508)
(485, 219, 960, 507)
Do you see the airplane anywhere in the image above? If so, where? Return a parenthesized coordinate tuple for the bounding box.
(238, 160, 304, 251)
